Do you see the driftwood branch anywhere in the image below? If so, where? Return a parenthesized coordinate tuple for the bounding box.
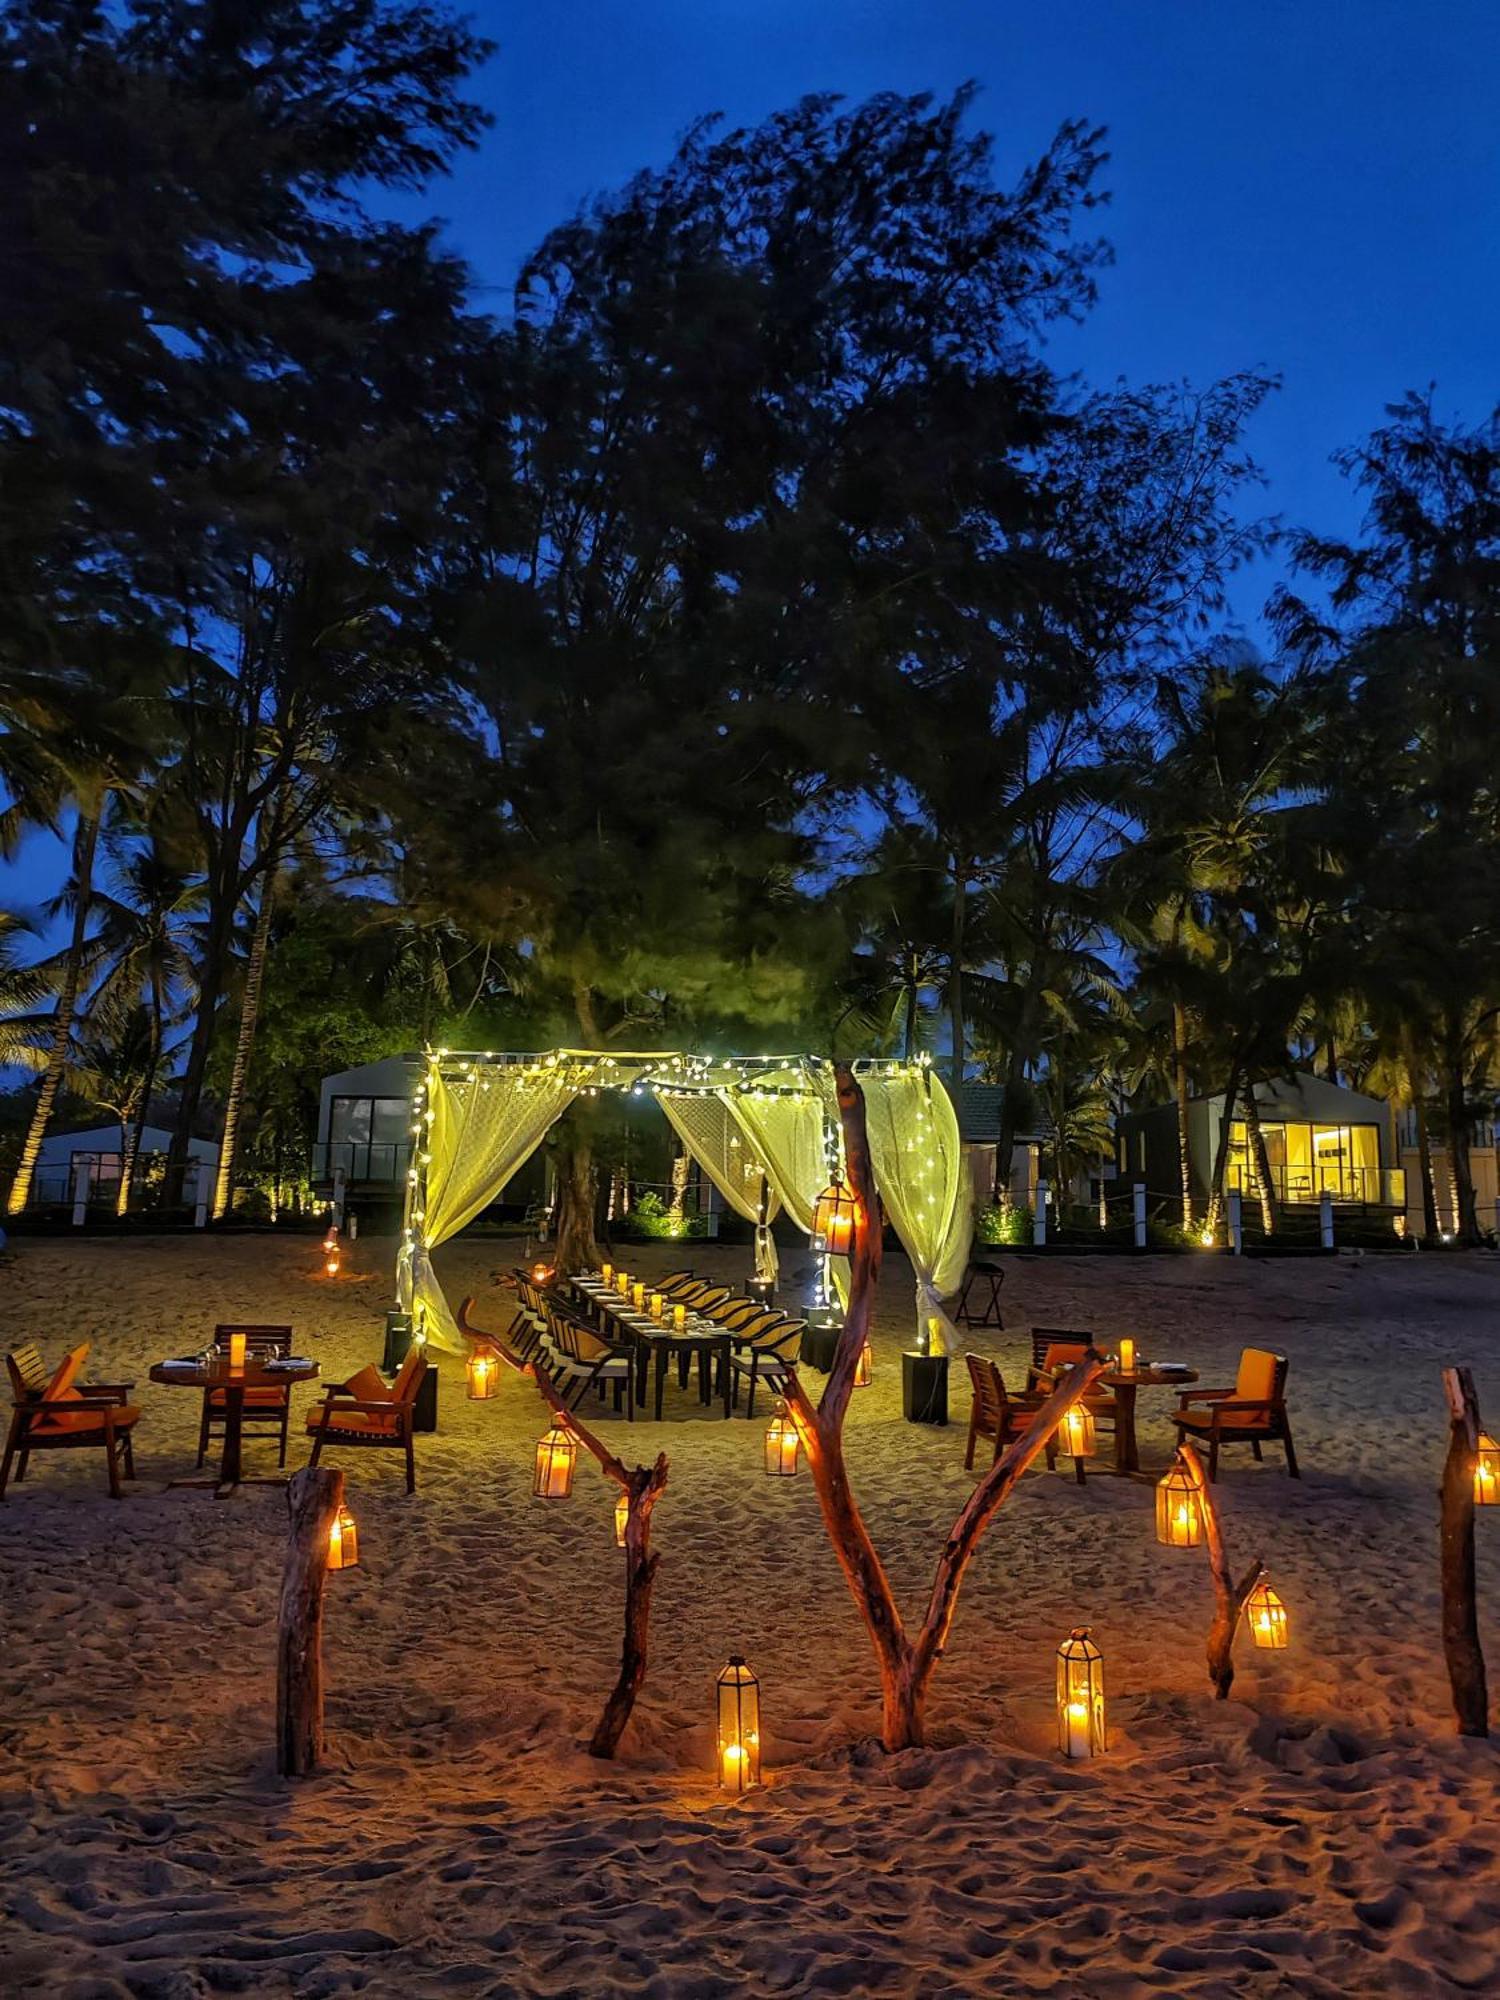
(1440, 1365, 1489, 1737)
(1179, 1443, 1261, 1699)
(785, 1062, 1117, 1750)
(528, 1350, 669, 1757)
(457, 1292, 529, 1374)
(276, 1464, 345, 1777)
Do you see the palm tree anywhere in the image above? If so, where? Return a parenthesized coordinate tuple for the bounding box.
(0, 913, 58, 1072)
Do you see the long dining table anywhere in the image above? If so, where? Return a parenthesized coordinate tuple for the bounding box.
(570, 1276, 734, 1420)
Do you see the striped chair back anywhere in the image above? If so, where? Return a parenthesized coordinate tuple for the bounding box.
(8, 1343, 48, 1400)
(214, 1324, 292, 1358)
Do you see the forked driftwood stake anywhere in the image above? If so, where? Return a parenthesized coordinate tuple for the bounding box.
(530, 1362, 669, 1759)
(1440, 1366, 1489, 1738)
(277, 1463, 345, 1777)
(782, 1063, 1109, 1751)
(1177, 1442, 1261, 1699)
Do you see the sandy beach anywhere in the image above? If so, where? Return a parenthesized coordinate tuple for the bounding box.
(3, 1232, 1500, 1997)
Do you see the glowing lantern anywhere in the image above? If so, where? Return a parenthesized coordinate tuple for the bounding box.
(810, 1173, 857, 1255)
(854, 1339, 874, 1388)
(1244, 1574, 1288, 1650)
(327, 1503, 359, 1571)
(649, 1291, 664, 1320)
(533, 1419, 577, 1498)
(632, 1282, 646, 1310)
(1475, 1432, 1500, 1506)
(1056, 1627, 1105, 1759)
(673, 1304, 687, 1331)
(616, 1271, 630, 1297)
(1118, 1337, 1135, 1375)
(602, 1262, 614, 1285)
(614, 1490, 630, 1546)
(764, 1399, 800, 1476)
(1154, 1461, 1202, 1547)
(227, 1331, 247, 1373)
(1061, 1403, 1097, 1460)
(716, 1655, 762, 1791)
(531, 1262, 555, 1285)
(325, 1251, 340, 1277)
(466, 1351, 499, 1401)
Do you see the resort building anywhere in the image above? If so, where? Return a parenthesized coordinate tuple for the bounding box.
(1117, 1071, 1405, 1215)
(28, 1124, 219, 1209)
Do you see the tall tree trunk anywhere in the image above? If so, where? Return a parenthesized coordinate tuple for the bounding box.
(1446, 1034, 1480, 1245)
(553, 1137, 601, 1273)
(948, 858, 967, 1090)
(902, 953, 919, 1062)
(212, 855, 280, 1220)
(1172, 1001, 1193, 1232)
(7, 809, 101, 1215)
(119, 975, 165, 1218)
(167, 899, 232, 1203)
(1242, 1087, 1279, 1236)
(1414, 1090, 1440, 1242)
(1203, 1061, 1242, 1237)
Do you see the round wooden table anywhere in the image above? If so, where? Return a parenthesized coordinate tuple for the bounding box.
(150, 1355, 320, 1497)
(1102, 1364, 1199, 1474)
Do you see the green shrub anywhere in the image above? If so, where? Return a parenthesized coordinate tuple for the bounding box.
(625, 1190, 707, 1239)
(975, 1202, 1032, 1247)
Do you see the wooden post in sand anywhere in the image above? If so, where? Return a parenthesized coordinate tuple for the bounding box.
(1440, 1367, 1489, 1738)
(277, 1464, 345, 1777)
(1178, 1443, 1262, 1700)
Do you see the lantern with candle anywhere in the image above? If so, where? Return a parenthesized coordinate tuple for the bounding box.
(632, 1281, 646, 1311)
(764, 1399, 800, 1476)
(1475, 1432, 1500, 1505)
(614, 1490, 630, 1546)
(715, 1656, 761, 1791)
(1056, 1627, 1105, 1759)
(227, 1331, 247, 1373)
(602, 1262, 614, 1286)
(325, 1249, 340, 1277)
(1118, 1336, 1136, 1374)
(533, 1418, 577, 1498)
(673, 1303, 687, 1331)
(1154, 1460, 1202, 1547)
(466, 1351, 499, 1401)
(649, 1291, 664, 1321)
(327, 1503, 359, 1571)
(1061, 1403, 1096, 1460)
(810, 1172, 857, 1255)
(531, 1261, 555, 1285)
(1243, 1573, 1288, 1650)
(854, 1339, 874, 1388)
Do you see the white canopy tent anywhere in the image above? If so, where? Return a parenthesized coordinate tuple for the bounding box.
(397, 1049, 972, 1358)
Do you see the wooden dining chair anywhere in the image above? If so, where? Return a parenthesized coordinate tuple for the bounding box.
(306, 1345, 429, 1493)
(2, 1342, 142, 1500)
(1174, 1348, 1298, 1480)
(197, 1325, 294, 1468)
(963, 1354, 1053, 1471)
(1027, 1330, 1119, 1438)
(728, 1318, 805, 1416)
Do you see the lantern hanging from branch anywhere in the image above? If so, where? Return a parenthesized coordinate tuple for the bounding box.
(614, 1490, 629, 1546)
(533, 1419, 577, 1498)
(327, 1503, 359, 1571)
(854, 1339, 874, 1388)
(1475, 1431, 1500, 1506)
(1061, 1403, 1097, 1460)
(810, 1172, 857, 1255)
(1056, 1627, 1105, 1759)
(1244, 1574, 1288, 1650)
(764, 1399, 801, 1476)
(716, 1655, 762, 1791)
(466, 1351, 499, 1401)
(1154, 1461, 1202, 1547)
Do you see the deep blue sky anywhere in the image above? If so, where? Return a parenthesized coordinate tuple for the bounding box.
(5, 0, 1497, 908)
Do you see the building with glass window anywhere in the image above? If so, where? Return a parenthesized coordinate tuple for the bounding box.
(1116, 1071, 1405, 1214)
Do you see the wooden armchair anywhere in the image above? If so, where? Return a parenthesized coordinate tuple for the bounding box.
(2, 1342, 142, 1500)
(306, 1345, 429, 1493)
(1173, 1347, 1298, 1480)
(964, 1354, 1060, 1474)
(1027, 1329, 1120, 1433)
(198, 1324, 294, 1468)
(727, 1318, 804, 1417)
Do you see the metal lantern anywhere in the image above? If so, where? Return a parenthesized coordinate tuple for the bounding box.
(325, 1251, 341, 1277)
(533, 1419, 577, 1498)
(328, 1503, 359, 1572)
(810, 1173, 857, 1255)
(764, 1399, 801, 1476)
(1476, 1432, 1500, 1506)
(531, 1261, 555, 1285)
(854, 1338, 874, 1388)
(467, 1351, 499, 1401)
(716, 1655, 762, 1791)
(1244, 1574, 1288, 1650)
(1061, 1403, 1097, 1460)
(1155, 1461, 1202, 1547)
(1056, 1627, 1105, 1759)
(614, 1490, 630, 1546)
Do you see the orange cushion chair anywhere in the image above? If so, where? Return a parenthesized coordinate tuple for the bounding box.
(306, 1346, 428, 1491)
(1173, 1347, 1298, 1480)
(3, 1342, 141, 1498)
